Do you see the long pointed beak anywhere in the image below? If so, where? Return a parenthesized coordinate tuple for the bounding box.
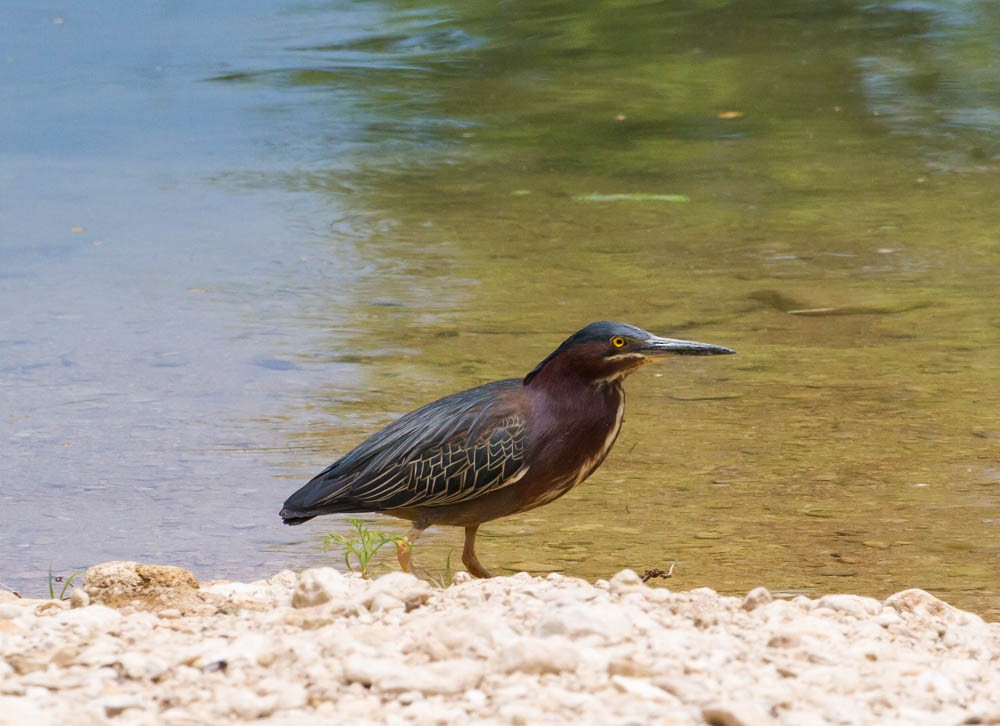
(639, 335, 736, 357)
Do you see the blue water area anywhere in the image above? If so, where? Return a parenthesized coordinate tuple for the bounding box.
(0, 1, 377, 592)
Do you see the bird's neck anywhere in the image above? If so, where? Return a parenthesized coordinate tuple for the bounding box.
(526, 356, 625, 408)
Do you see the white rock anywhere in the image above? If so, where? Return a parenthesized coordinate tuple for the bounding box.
(226, 689, 278, 720)
(205, 633, 276, 668)
(742, 586, 772, 611)
(203, 580, 292, 608)
(119, 652, 169, 681)
(494, 636, 580, 674)
(0, 566, 997, 724)
(268, 570, 299, 589)
(344, 655, 484, 695)
(53, 604, 122, 633)
(95, 693, 143, 718)
(292, 567, 352, 608)
(69, 588, 90, 609)
(814, 594, 882, 618)
(0, 604, 25, 620)
(365, 571, 433, 611)
(33, 599, 68, 615)
(535, 602, 631, 643)
(610, 675, 681, 704)
(366, 592, 405, 613)
(257, 677, 309, 711)
(884, 588, 954, 618)
(608, 569, 645, 595)
(871, 609, 902, 628)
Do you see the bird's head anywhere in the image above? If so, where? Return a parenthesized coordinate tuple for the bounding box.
(524, 321, 735, 386)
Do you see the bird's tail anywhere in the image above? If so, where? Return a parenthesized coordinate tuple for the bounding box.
(279, 508, 315, 526)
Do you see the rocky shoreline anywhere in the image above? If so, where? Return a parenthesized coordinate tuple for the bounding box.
(1, 561, 998, 725)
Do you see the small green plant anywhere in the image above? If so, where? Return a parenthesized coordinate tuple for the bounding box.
(425, 549, 455, 589)
(48, 567, 82, 601)
(324, 518, 405, 578)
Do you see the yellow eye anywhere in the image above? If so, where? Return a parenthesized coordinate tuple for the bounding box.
(611, 336, 626, 349)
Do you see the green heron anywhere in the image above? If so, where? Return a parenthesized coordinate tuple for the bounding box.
(281, 321, 734, 577)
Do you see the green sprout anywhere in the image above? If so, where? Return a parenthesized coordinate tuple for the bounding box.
(425, 549, 454, 589)
(48, 567, 82, 601)
(323, 518, 405, 578)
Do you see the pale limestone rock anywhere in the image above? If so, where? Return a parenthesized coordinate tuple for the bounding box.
(0, 604, 23, 620)
(6, 649, 60, 675)
(268, 570, 299, 590)
(119, 652, 168, 681)
(292, 567, 352, 608)
(608, 568, 645, 595)
(226, 689, 278, 720)
(1, 568, 998, 724)
(344, 655, 484, 695)
(284, 600, 356, 629)
(742, 586, 772, 611)
(202, 580, 292, 608)
(259, 678, 309, 711)
(69, 588, 90, 609)
(188, 633, 279, 669)
(33, 599, 68, 615)
(871, 608, 902, 628)
(884, 588, 952, 617)
(814, 593, 882, 618)
(53, 604, 122, 633)
(342, 654, 404, 687)
(367, 591, 405, 613)
(0, 695, 55, 725)
(494, 635, 580, 674)
(199, 570, 297, 608)
(365, 571, 433, 611)
(94, 693, 144, 718)
(83, 561, 199, 610)
(535, 602, 631, 643)
(610, 674, 682, 704)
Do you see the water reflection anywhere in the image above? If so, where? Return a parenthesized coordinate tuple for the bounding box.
(2, 1, 997, 617)
(254, 0, 999, 617)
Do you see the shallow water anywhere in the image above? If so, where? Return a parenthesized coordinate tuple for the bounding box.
(2, 1, 997, 617)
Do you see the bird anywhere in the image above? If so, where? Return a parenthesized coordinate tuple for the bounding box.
(280, 321, 734, 578)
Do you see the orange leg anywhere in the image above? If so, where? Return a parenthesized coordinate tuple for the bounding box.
(462, 524, 494, 578)
(396, 526, 423, 573)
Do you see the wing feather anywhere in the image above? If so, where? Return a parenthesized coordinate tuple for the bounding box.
(281, 379, 528, 518)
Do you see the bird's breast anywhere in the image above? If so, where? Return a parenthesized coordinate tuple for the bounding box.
(515, 382, 625, 510)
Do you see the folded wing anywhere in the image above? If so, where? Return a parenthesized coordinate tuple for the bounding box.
(280, 379, 527, 521)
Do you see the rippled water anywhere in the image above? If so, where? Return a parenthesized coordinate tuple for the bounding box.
(2, 1, 997, 617)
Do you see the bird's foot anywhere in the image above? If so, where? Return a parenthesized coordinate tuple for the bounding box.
(462, 554, 494, 579)
(461, 524, 493, 578)
(396, 539, 413, 573)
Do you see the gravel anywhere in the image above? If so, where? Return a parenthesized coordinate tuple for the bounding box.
(0, 561, 997, 725)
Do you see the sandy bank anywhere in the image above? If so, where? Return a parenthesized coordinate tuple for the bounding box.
(1, 562, 998, 725)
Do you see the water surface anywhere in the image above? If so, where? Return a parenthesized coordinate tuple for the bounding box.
(2, 1, 997, 617)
